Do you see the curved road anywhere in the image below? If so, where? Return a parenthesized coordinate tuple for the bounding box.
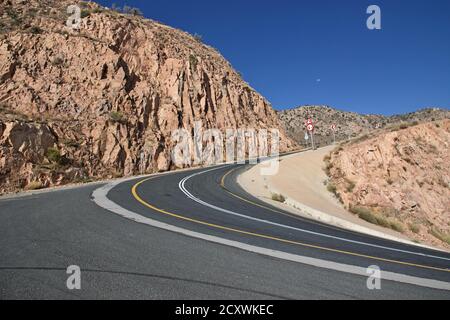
(1, 161, 450, 299)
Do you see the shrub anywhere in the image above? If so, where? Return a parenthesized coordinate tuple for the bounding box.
(46, 147, 62, 164)
(352, 206, 378, 224)
(409, 224, 420, 234)
(25, 181, 43, 191)
(81, 10, 90, 18)
(92, 8, 105, 14)
(350, 206, 404, 233)
(51, 56, 64, 66)
(327, 183, 337, 194)
(430, 228, 450, 245)
(271, 193, 286, 203)
(123, 5, 143, 16)
(189, 54, 198, 69)
(399, 123, 409, 130)
(193, 33, 203, 42)
(389, 221, 405, 233)
(109, 111, 125, 123)
(29, 26, 43, 34)
(324, 162, 333, 176)
(345, 178, 356, 193)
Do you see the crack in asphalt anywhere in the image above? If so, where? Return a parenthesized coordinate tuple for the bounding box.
(0, 266, 294, 300)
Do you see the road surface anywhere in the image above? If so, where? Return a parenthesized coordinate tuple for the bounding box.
(1, 161, 449, 299)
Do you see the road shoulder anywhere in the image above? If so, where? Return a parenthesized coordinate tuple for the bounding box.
(237, 147, 448, 253)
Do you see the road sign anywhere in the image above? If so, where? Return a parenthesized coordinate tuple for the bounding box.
(306, 118, 313, 125)
(307, 124, 314, 132)
(331, 124, 336, 131)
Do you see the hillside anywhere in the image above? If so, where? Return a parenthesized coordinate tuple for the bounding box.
(325, 119, 450, 248)
(0, 0, 294, 194)
(279, 105, 450, 147)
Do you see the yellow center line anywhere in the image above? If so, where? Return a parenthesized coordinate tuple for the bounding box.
(220, 167, 382, 237)
(131, 176, 450, 273)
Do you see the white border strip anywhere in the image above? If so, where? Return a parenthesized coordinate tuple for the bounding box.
(179, 166, 450, 262)
(92, 179, 450, 291)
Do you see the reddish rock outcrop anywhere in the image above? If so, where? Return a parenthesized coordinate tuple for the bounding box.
(0, 0, 295, 193)
(327, 120, 450, 248)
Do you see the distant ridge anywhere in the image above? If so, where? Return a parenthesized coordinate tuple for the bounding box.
(278, 105, 450, 147)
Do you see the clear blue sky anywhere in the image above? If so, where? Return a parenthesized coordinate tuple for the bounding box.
(95, 0, 450, 115)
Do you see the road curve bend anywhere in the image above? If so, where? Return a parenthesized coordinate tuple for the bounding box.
(1, 162, 450, 299)
(96, 163, 450, 292)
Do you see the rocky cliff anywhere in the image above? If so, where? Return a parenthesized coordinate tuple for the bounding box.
(279, 105, 449, 147)
(0, 0, 294, 194)
(326, 120, 450, 248)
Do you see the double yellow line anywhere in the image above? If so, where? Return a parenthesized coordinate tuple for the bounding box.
(131, 170, 450, 273)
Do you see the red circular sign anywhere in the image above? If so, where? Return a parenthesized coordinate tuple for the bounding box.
(307, 124, 314, 132)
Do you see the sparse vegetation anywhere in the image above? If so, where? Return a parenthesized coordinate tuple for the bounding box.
(429, 228, 450, 245)
(81, 10, 91, 19)
(409, 224, 420, 234)
(110, 4, 143, 16)
(389, 121, 418, 132)
(109, 111, 126, 124)
(51, 56, 64, 66)
(6, 7, 22, 26)
(271, 193, 286, 203)
(327, 183, 337, 194)
(62, 139, 81, 148)
(29, 26, 43, 34)
(123, 5, 143, 16)
(193, 33, 203, 43)
(324, 160, 333, 176)
(46, 147, 62, 164)
(326, 182, 343, 203)
(345, 178, 356, 193)
(189, 54, 198, 70)
(390, 220, 405, 233)
(25, 181, 44, 191)
(350, 206, 405, 233)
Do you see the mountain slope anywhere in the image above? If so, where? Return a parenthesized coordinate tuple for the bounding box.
(0, 0, 294, 194)
(279, 105, 449, 147)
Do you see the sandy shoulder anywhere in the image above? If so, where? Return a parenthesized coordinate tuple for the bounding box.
(238, 146, 446, 250)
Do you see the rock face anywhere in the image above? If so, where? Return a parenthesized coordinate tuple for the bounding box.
(279, 105, 450, 147)
(327, 120, 450, 248)
(0, 0, 294, 194)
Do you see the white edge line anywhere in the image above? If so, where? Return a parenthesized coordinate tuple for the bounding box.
(92, 180, 450, 292)
(179, 166, 450, 262)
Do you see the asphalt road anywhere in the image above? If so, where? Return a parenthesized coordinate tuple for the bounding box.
(1, 162, 449, 299)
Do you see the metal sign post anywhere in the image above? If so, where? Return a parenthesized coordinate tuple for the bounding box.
(306, 119, 315, 150)
(331, 124, 336, 144)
